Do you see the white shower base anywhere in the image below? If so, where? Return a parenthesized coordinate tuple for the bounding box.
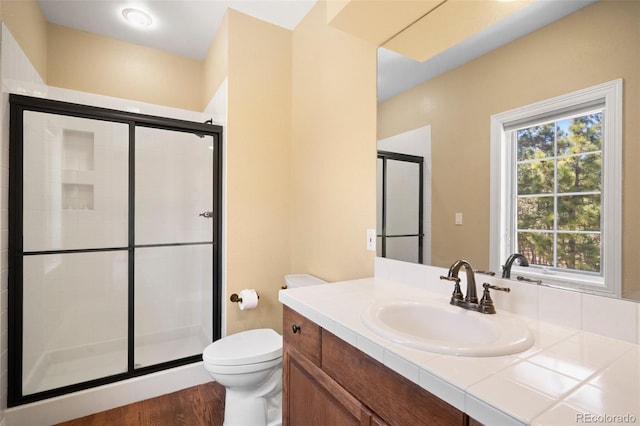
(24, 327, 211, 395)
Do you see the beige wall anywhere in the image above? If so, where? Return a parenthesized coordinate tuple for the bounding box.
(377, 1, 640, 298)
(223, 10, 292, 335)
(47, 24, 202, 111)
(203, 12, 229, 109)
(291, 0, 377, 282)
(223, 2, 378, 333)
(1, 0, 48, 80)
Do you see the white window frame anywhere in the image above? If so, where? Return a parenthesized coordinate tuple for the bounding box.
(490, 79, 622, 297)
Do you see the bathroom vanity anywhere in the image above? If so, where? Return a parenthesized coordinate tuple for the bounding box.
(283, 306, 474, 425)
(279, 268, 640, 425)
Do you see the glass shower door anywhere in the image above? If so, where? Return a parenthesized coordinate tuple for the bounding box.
(21, 111, 130, 395)
(377, 151, 424, 263)
(10, 94, 222, 407)
(134, 127, 214, 368)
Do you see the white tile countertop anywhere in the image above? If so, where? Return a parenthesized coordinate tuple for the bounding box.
(279, 276, 640, 425)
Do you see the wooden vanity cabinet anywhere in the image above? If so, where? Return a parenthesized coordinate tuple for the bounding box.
(283, 306, 376, 425)
(284, 345, 375, 425)
(282, 306, 467, 426)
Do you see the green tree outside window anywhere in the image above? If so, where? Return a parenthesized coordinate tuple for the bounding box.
(515, 112, 602, 273)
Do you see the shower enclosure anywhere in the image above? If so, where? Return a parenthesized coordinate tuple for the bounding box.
(8, 94, 222, 406)
(377, 151, 424, 263)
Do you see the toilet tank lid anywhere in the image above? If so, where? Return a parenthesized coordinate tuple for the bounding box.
(285, 274, 328, 288)
(203, 329, 282, 366)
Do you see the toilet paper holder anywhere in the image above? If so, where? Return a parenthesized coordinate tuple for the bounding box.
(230, 292, 260, 303)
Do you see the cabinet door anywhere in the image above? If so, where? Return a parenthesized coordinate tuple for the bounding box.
(283, 347, 370, 426)
(469, 417, 485, 426)
(371, 414, 391, 426)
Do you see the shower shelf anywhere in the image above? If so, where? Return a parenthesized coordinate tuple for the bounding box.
(62, 183, 94, 210)
(61, 128, 95, 210)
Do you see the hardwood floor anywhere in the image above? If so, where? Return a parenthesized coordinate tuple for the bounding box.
(54, 382, 225, 426)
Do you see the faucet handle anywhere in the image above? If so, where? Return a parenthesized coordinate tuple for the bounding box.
(475, 270, 496, 276)
(517, 276, 542, 285)
(440, 276, 463, 303)
(479, 283, 511, 314)
(483, 283, 510, 293)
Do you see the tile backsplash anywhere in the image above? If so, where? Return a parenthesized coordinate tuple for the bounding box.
(375, 257, 639, 345)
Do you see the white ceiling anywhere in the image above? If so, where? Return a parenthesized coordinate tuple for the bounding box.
(37, 0, 317, 60)
(377, 0, 598, 101)
(38, 0, 597, 102)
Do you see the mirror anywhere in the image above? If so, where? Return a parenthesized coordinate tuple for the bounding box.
(376, 0, 640, 301)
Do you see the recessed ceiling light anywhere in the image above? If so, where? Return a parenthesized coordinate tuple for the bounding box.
(122, 8, 153, 28)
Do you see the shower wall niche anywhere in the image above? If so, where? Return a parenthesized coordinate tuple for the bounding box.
(9, 95, 223, 406)
(63, 129, 95, 170)
(62, 129, 95, 210)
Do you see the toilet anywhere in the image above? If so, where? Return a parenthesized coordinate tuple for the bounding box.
(202, 274, 327, 426)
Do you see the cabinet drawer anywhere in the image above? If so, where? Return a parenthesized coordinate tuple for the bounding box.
(283, 306, 321, 366)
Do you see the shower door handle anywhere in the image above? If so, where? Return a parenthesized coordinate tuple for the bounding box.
(199, 211, 214, 219)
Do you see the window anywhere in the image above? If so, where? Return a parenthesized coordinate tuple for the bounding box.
(490, 79, 622, 296)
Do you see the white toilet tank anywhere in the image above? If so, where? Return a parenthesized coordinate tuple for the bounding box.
(284, 274, 327, 288)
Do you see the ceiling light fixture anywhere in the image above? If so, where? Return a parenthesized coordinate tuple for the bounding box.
(122, 8, 153, 28)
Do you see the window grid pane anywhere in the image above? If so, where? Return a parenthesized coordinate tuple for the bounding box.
(515, 110, 603, 274)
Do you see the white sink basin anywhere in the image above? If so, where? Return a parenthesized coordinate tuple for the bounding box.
(361, 300, 534, 357)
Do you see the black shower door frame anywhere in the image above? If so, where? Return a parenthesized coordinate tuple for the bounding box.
(8, 94, 223, 406)
(377, 150, 424, 264)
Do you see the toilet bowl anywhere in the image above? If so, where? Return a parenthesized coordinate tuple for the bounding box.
(203, 328, 283, 426)
(204, 274, 327, 426)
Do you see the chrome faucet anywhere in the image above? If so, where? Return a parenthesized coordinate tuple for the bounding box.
(440, 259, 510, 314)
(501, 253, 529, 278)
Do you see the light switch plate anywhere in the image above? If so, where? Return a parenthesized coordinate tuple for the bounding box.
(366, 229, 376, 251)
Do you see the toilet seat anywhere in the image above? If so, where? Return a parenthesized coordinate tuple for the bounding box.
(203, 328, 282, 367)
(203, 357, 282, 375)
